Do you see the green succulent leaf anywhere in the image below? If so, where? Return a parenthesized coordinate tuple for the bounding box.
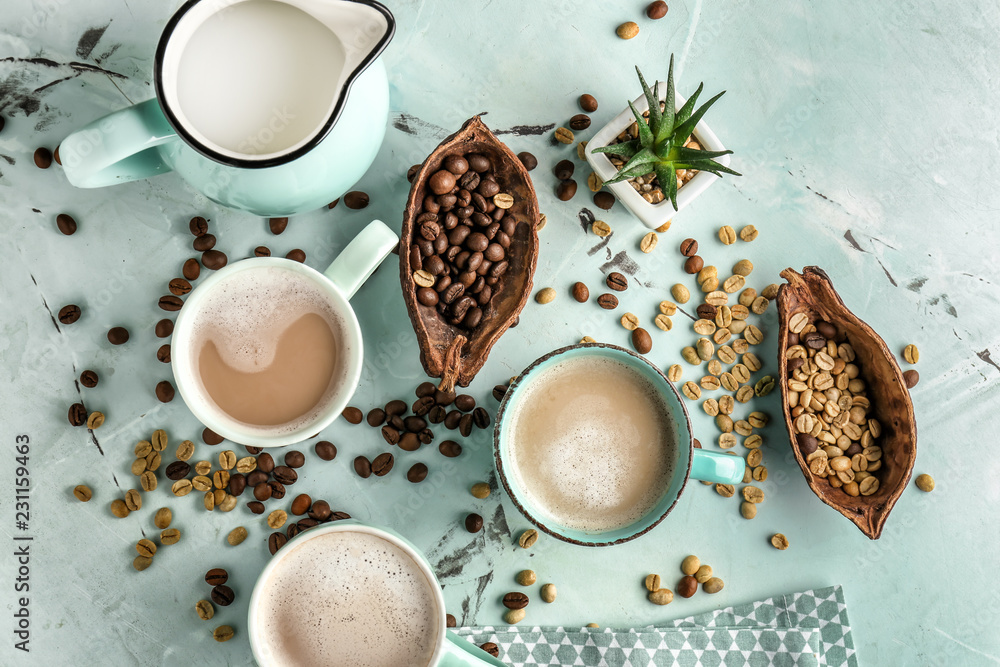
(604, 162, 657, 185)
(674, 146, 734, 162)
(628, 99, 654, 148)
(591, 139, 641, 158)
(637, 67, 661, 139)
(672, 91, 726, 145)
(675, 82, 703, 125)
(656, 55, 677, 146)
(617, 146, 661, 173)
(652, 164, 678, 210)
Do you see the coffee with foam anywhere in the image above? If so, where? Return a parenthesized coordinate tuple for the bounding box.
(506, 355, 678, 533)
(187, 265, 349, 433)
(255, 529, 441, 667)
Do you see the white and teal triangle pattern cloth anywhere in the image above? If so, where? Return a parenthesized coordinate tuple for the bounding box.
(456, 586, 858, 667)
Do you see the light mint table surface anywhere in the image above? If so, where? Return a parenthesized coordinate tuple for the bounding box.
(1, 1, 998, 665)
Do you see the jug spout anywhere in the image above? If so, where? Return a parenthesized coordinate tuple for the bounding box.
(300, 0, 394, 81)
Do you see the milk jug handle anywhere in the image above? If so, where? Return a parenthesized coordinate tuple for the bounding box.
(59, 98, 177, 188)
(440, 631, 509, 667)
(323, 220, 398, 300)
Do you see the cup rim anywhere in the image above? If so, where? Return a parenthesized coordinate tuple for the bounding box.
(247, 521, 447, 666)
(171, 257, 363, 448)
(492, 342, 694, 547)
(152, 0, 396, 168)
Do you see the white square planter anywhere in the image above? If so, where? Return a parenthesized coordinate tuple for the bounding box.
(585, 84, 731, 229)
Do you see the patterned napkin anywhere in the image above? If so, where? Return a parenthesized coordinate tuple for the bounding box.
(456, 585, 858, 666)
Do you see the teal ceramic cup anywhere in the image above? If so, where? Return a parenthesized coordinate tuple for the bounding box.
(248, 519, 506, 667)
(494, 343, 745, 547)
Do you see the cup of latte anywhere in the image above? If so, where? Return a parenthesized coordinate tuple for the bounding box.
(248, 520, 507, 667)
(171, 220, 398, 447)
(494, 343, 746, 546)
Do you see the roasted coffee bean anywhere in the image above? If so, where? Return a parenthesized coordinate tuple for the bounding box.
(569, 114, 591, 130)
(165, 461, 190, 481)
(677, 575, 698, 598)
(680, 238, 698, 256)
(398, 432, 421, 452)
(268, 532, 287, 555)
(407, 164, 421, 182)
(107, 326, 130, 344)
(696, 303, 717, 320)
(503, 592, 530, 609)
(344, 191, 370, 209)
(342, 406, 363, 424)
(434, 389, 456, 406)
(202, 250, 228, 270)
(372, 452, 394, 476)
(247, 501, 265, 515)
(454, 394, 475, 412)
(571, 282, 590, 303)
(354, 456, 372, 478)
(157, 344, 171, 363)
(606, 272, 628, 291)
(56, 213, 77, 235)
(443, 410, 461, 430)
(79, 369, 99, 388)
(308, 500, 332, 521)
(684, 255, 704, 274)
(465, 513, 483, 533)
(183, 257, 201, 280)
(492, 384, 507, 401)
(632, 328, 652, 354)
(193, 233, 216, 251)
(253, 482, 272, 501)
(556, 179, 577, 201)
(247, 470, 268, 487)
(315, 440, 337, 461)
(385, 399, 408, 416)
(228, 473, 246, 496)
(268, 217, 288, 235)
(593, 191, 615, 210)
(205, 568, 229, 586)
(381, 426, 400, 445)
(597, 293, 619, 309)
(155, 380, 175, 403)
(297, 518, 320, 532)
(291, 494, 312, 515)
(796, 433, 818, 455)
(412, 396, 435, 417)
(286, 249, 306, 263)
(154, 319, 174, 338)
(517, 152, 537, 171)
(285, 523, 301, 539)
(272, 466, 297, 485)
(480, 643, 500, 658)
(554, 159, 575, 180)
(473, 407, 491, 429)
(268, 480, 286, 500)
(158, 294, 184, 311)
(388, 414, 405, 431)
(458, 413, 474, 437)
(438, 440, 462, 457)
(416, 381, 436, 398)
(256, 452, 275, 473)
(254, 245, 271, 257)
(58, 304, 82, 325)
(189, 216, 209, 237)
(406, 462, 429, 483)
(579, 93, 599, 112)
(403, 415, 427, 433)
(284, 450, 305, 468)
(211, 585, 234, 607)
(34, 146, 52, 168)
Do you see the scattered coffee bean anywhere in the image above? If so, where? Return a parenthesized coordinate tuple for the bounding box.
(268, 532, 287, 555)
(516, 570, 536, 586)
(903, 343, 919, 364)
(195, 599, 214, 621)
(247, 501, 265, 514)
(154, 319, 174, 338)
(740, 501, 757, 519)
(372, 452, 394, 476)
(540, 583, 557, 603)
(446, 614, 457, 628)
(770, 533, 789, 550)
(681, 555, 700, 575)
(110, 499, 130, 518)
(86, 411, 105, 429)
(471, 482, 491, 499)
(554, 127, 574, 144)
(915, 473, 935, 492)
(680, 238, 698, 256)
(153, 507, 172, 529)
(438, 440, 462, 457)
(268, 217, 288, 235)
(647, 0, 668, 19)
(677, 575, 698, 598)
(193, 234, 216, 252)
(592, 219, 612, 237)
(593, 191, 615, 210)
(133, 556, 153, 571)
(649, 589, 673, 605)
(107, 327, 130, 344)
(155, 380, 175, 403)
(202, 250, 228, 270)
(283, 450, 304, 468)
(203, 428, 224, 445)
(718, 225, 737, 245)
(554, 159, 575, 180)
(253, 245, 271, 257)
(684, 255, 704, 274)
(556, 179, 577, 201)
(703, 577, 724, 594)
(606, 272, 628, 291)
(517, 152, 537, 171)
(535, 287, 556, 304)
(213, 625, 235, 642)
(211, 584, 235, 606)
(739, 224, 759, 242)
(58, 304, 82, 325)
(579, 93, 599, 112)
(353, 456, 372, 478)
(569, 114, 591, 131)
(401, 463, 427, 484)
(465, 513, 483, 533)
(189, 216, 209, 237)
(518, 529, 538, 549)
(366, 408, 386, 427)
(342, 406, 363, 424)
(183, 258, 201, 280)
(79, 369, 99, 388)
(344, 191, 370, 209)
(640, 232, 658, 253)
(315, 440, 337, 460)
(33, 147, 52, 169)
(503, 592, 529, 610)
(616, 21, 639, 39)
(56, 213, 77, 235)
(597, 293, 619, 309)
(157, 344, 171, 363)
(286, 249, 306, 263)
(480, 643, 500, 658)
(903, 369, 919, 388)
(124, 489, 141, 511)
(291, 494, 312, 515)
(73, 484, 92, 502)
(158, 295, 184, 311)
(632, 328, 652, 354)
(136, 538, 157, 558)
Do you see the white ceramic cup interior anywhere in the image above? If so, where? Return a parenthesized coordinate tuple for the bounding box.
(171, 257, 363, 448)
(247, 522, 448, 667)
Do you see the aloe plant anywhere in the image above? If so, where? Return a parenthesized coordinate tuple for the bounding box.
(592, 55, 740, 210)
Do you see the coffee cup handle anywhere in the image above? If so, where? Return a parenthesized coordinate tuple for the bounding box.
(323, 220, 399, 299)
(690, 448, 746, 484)
(440, 630, 509, 667)
(60, 99, 177, 188)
